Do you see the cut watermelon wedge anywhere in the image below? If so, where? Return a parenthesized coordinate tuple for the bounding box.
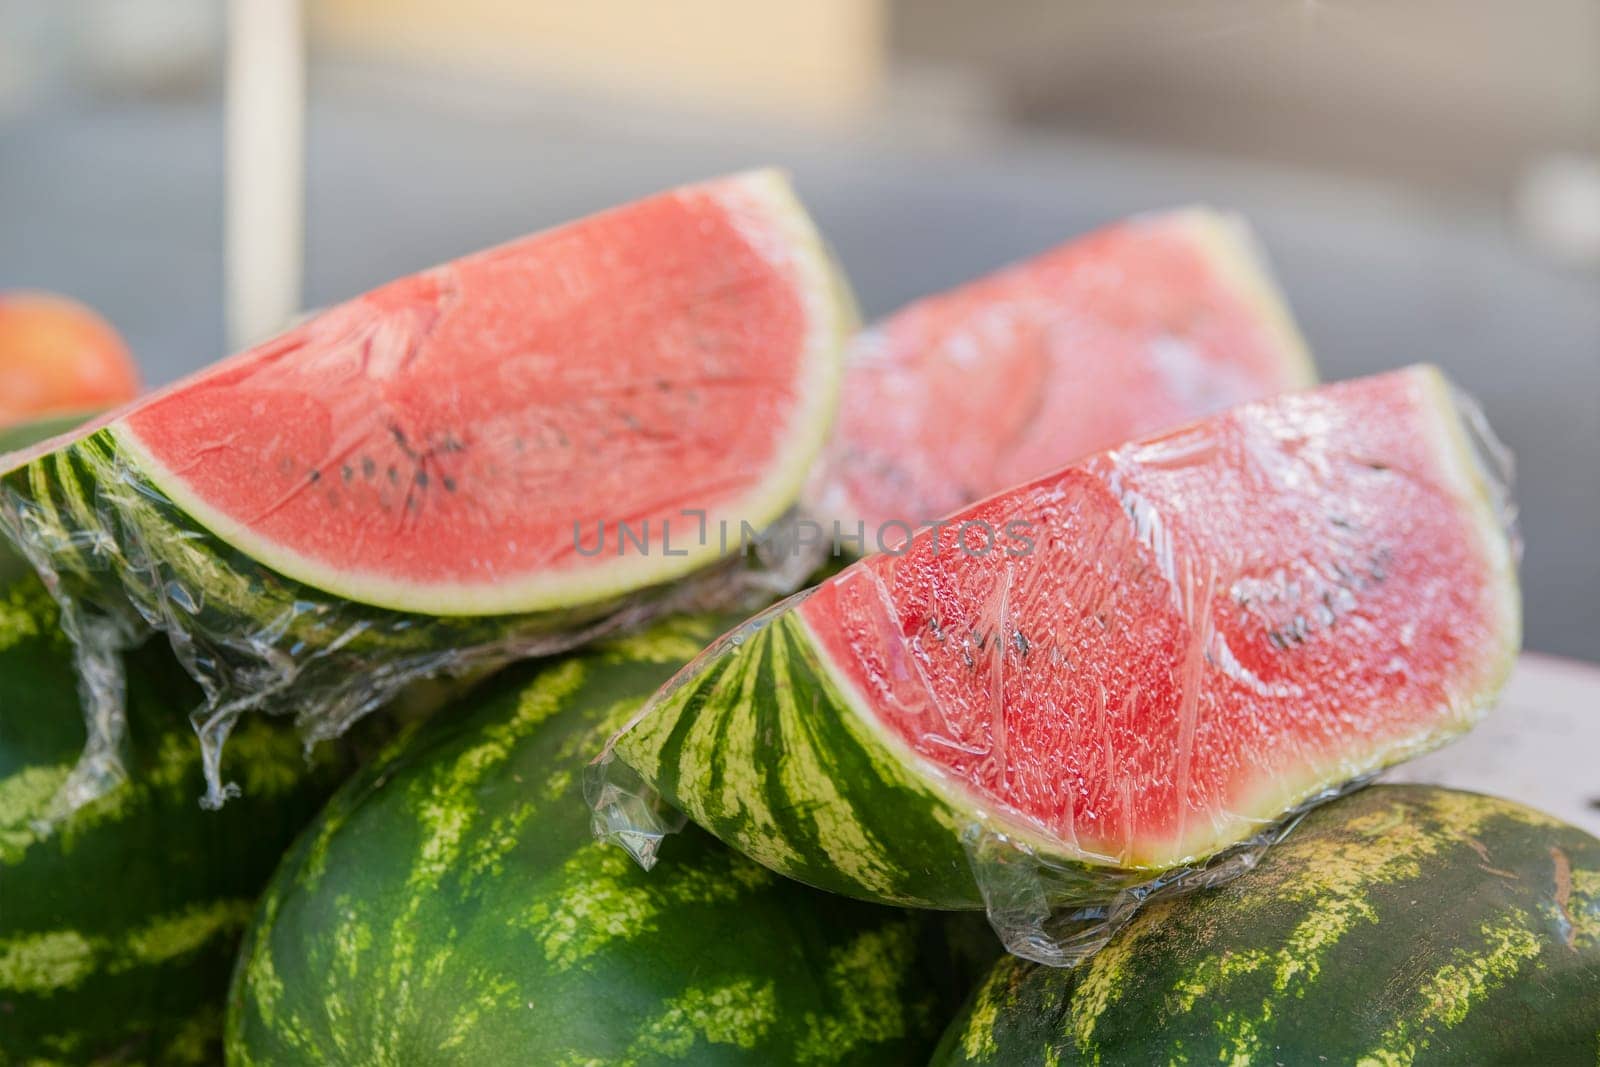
(598, 366, 1520, 957)
(0, 169, 853, 808)
(805, 209, 1317, 542)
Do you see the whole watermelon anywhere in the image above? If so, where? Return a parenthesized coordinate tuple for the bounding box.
(934, 784, 1600, 1066)
(0, 572, 372, 1064)
(227, 615, 979, 1065)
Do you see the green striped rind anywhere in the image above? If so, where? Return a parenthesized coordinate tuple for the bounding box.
(0, 429, 761, 807)
(0, 574, 370, 1065)
(612, 609, 1152, 910)
(1, 425, 625, 657)
(613, 609, 976, 907)
(0, 410, 98, 585)
(932, 785, 1600, 1067)
(227, 615, 972, 1065)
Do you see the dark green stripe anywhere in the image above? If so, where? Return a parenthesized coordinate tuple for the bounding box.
(616, 610, 981, 907)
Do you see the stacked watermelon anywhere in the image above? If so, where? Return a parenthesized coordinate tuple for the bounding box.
(0, 420, 388, 1062)
(3, 174, 1594, 1065)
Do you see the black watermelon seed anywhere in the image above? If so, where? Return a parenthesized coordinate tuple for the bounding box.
(341, 465, 353, 483)
(442, 476, 457, 493)
(308, 470, 320, 483)
(415, 471, 429, 489)
(362, 457, 376, 478)
(388, 466, 399, 485)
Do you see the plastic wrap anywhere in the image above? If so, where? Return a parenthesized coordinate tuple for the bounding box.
(586, 595, 1374, 968)
(589, 367, 1522, 967)
(0, 462, 822, 813)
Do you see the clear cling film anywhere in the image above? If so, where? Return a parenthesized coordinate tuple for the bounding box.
(590, 366, 1523, 966)
(0, 167, 857, 814)
(0, 451, 827, 812)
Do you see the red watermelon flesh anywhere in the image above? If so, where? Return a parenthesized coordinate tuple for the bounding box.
(11, 170, 850, 616)
(806, 209, 1317, 539)
(799, 365, 1519, 868)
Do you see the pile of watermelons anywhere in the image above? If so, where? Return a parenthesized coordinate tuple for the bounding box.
(2, 174, 1596, 1065)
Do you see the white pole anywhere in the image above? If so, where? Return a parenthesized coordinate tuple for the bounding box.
(225, 0, 305, 350)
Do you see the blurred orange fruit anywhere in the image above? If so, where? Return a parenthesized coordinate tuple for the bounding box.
(0, 291, 141, 428)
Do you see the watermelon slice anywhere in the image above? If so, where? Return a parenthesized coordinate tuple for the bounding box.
(0, 169, 854, 807)
(601, 366, 1521, 951)
(805, 209, 1317, 543)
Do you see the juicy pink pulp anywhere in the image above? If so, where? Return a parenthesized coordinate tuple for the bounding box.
(120, 178, 807, 591)
(799, 368, 1515, 866)
(810, 212, 1312, 534)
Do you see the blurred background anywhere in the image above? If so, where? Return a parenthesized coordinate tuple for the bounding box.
(1, 0, 1596, 657)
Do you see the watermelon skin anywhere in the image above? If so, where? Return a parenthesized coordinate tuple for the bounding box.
(806, 208, 1316, 540)
(226, 616, 971, 1066)
(0, 410, 98, 585)
(932, 785, 1600, 1066)
(0, 170, 851, 810)
(0, 575, 370, 1065)
(608, 367, 1520, 923)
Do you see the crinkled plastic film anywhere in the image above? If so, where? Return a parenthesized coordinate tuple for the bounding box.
(952, 776, 1372, 966)
(588, 657, 1369, 968)
(0, 452, 823, 813)
(588, 368, 1522, 968)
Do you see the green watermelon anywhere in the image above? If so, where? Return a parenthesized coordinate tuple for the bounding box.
(0, 411, 98, 585)
(806, 208, 1317, 541)
(933, 785, 1600, 1066)
(226, 615, 974, 1065)
(603, 367, 1521, 941)
(0, 169, 853, 808)
(0, 573, 372, 1064)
